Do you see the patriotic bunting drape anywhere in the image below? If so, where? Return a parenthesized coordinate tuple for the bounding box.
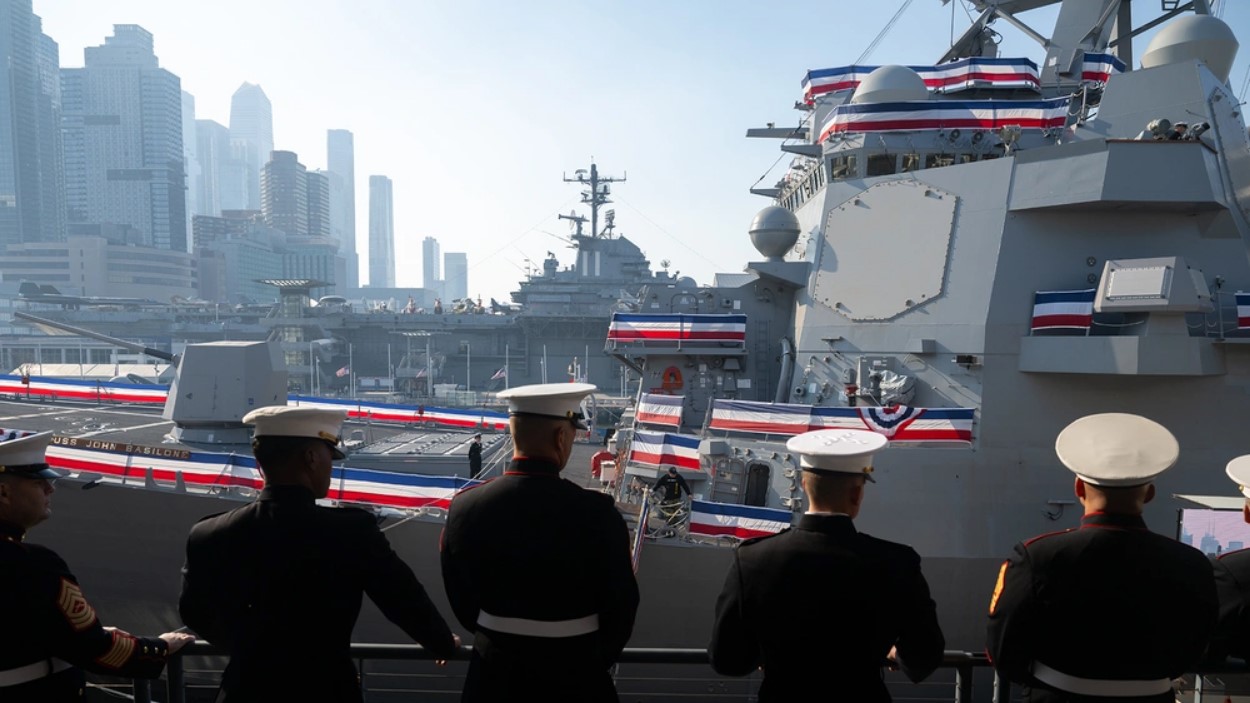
(708, 400, 974, 444)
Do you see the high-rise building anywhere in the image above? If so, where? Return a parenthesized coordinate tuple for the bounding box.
(261, 151, 307, 237)
(192, 212, 284, 303)
(61, 25, 186, 252)
(181, 90, 198, 244)
(194, 119, 229, 221)
(227, 82, 272, 211)
(327, 129, 357, 289)
(422, 236, 441, 293)
(0, 1, 66, 246)
(306, 170, 331, 240)
(368, 176, 394, 288)
(444, 252, 467, 301)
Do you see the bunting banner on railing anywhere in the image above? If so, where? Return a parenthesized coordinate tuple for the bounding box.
(607, 313, 747, 343)
(43, 435, 482, 511)
(818, 97, 1070, 141)
(689, 500, 792, 540)
(628, 431, 701, 471)
(637, 393, 684, 427)
(1031, 289, 1095, 332)
(802, 57, 1041, 102)
(0, 375, 509, 432)
(709, 400, 974, 444)
(288, 396, 508, 431)
(329, 467, 480, 510)
(1080, 52, 1126, 87)
(1237, 292, 1250, 330)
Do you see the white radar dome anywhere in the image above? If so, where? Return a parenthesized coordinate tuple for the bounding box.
(1141, 14, 1239, 83)
(749, 206, 800, 261)
(850, 65, 929, 104)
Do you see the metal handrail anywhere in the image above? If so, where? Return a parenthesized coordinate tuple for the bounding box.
(114, 644, 1250, 703)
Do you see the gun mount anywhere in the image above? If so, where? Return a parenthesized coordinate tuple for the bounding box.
(12, 312, 287, 445)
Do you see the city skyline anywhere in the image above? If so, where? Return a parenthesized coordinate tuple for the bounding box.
(25, 1, 1250, 302)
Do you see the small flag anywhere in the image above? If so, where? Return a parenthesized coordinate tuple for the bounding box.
(631, 491, 651, 574)
(491, 367, 507, 381)
(335, 365, 350, 378)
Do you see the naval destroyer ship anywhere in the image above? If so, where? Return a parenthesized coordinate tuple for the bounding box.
(2, 0, 1249, 699)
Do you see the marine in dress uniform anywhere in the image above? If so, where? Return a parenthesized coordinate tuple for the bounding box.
(1208, 455, 1250, 664)
(709, 429, 945, 702)
(0, 432, 193, 702)
(441, 383, 640, 703)
(986, 413, 1218, 702)
(179, 407, 457, 703)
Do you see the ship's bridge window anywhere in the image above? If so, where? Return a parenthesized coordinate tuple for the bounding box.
(866, 153, 898, 177)
(828, 154, 858, 181)
(901, 153, 922, 172)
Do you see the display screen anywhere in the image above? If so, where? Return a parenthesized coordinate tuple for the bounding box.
(1179, 508, 1250, 556)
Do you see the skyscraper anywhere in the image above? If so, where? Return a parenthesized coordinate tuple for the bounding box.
(0, 1, 66, 246)
(368, 176, 395, 288)
(306, 170, 331, 240)
(261, 151, 307, 237)
(422, 236, 441, 293)
(444, 252, 467, 301)
(194, 119, 229, 221)
(227, 82, 272, 211)
(181, 90, 198, 240)
(61, 25, 186, 251)
(327, 129, 357, 289)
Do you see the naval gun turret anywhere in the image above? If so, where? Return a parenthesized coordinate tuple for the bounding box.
(12, 312, 287, 445)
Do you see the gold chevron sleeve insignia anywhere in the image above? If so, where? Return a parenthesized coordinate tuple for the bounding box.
(96, 630, 136, 670)
(57, 578, 97, 632)
(988, 561, 1009, 615)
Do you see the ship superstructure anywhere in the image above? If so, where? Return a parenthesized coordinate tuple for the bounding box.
(606, 0, 1250, 648)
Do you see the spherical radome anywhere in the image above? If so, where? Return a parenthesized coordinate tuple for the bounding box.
(1141, 14, 1239, 83)
(749, 206, 800, 260)
(850, 65, 929, 105)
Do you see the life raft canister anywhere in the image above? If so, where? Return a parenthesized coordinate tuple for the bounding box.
(661, 366, 683, 392)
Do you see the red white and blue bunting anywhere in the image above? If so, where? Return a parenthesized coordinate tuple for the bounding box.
(637, 393, 684, 428)
(818, 97, 1071, 141)
(629, 430, 701, 471)
(689, 500, 792, 540)
(709, 400, 974, 444)
(607, 313, 746, 343)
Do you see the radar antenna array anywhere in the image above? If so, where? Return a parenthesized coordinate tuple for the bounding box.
(562, 161, 627, 238)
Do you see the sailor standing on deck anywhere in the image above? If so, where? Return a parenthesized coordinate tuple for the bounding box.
(987, 413, 1218, 702)
(179, 407, 458, 703)
(441, 383, 640, 703)
(1206, 455, 1250, 664)
(0, 432, 194, 702)
(708, 429, 945, 702)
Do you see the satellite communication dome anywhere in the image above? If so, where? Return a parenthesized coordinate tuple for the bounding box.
(1141, 14, 1239, 83)
(676, 276, 697, 290)
(850, 65, 929, 104)
(749, 206, 800, 261)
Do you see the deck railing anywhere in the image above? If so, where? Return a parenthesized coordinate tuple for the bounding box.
(96, 643, 1250, 703)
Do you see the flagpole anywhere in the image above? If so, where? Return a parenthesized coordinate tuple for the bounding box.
(348, 343, 354, 399)
(505, 343, 510, 390)
(584, 344, 589, 385)
(542, 345, 548, 384)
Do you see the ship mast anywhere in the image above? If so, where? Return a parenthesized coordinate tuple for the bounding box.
(562, 161, 626, 239)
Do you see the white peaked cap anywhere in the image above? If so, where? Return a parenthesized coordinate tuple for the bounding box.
(1055, 413, 1178, 487)
(241, 406, 349, 459)
(497, 383, 597, 429)
(0, 431, 59, 478)
(786, 429, 889, 482)
(1226, 455, 1250, 498)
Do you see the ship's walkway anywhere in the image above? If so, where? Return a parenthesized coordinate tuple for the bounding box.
(101, 642, 1250, 702)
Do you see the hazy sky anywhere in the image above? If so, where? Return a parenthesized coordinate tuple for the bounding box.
(33, 1, 1250, 303)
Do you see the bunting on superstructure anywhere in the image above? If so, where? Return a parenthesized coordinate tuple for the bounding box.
(628, 430, 701, 471)
(607, 313, 747, 343)
(803, 57, 1041, 103)
(1238, 292, 1250, 330)
(1031, 289, 1095, 333)
(818, 97, 1070, 141)
(708, 400, 974, 444)
(637, 393, 684, 427)
(689, 500, 792, 540)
